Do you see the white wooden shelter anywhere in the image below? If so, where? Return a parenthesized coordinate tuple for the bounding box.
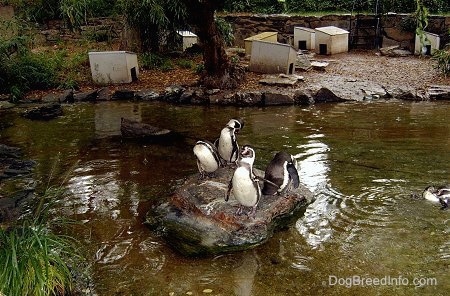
(314, 26, 349, 55)
(176, 30, 198, 51)
(88, 51, 139, 84)
(244, 32, 278, 56)
(249, 40, 297, 75)
(294, 27, 315, 51)
(414, 32, 440, 55)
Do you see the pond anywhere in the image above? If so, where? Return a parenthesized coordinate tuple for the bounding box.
(1, 100, 449, 295)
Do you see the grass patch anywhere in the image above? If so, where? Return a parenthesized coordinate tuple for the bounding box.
(176, 58, 195, 69)
(0, 185, 84, 296)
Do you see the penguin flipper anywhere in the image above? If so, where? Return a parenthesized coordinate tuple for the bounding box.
(225, 177, 233, 201)
(287, 163, 300, 189)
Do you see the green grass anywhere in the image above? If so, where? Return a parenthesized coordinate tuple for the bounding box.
(0, 186, 83, 296)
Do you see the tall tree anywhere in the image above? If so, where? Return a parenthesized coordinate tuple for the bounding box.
(183, 0, 244, 89)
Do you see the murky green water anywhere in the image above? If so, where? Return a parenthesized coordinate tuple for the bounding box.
(1, 100, 449, 295)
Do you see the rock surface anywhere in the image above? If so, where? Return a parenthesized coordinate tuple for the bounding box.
(22, 103, 63, 120)
(120, 118, 172, 139)
(146, 167, 314, 257)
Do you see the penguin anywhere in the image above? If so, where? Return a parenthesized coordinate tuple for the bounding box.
(226, 145, 261, 216)
(216, 118, 244, 165)
(262, 151, 300, 195)
(193, 140, 223, 179)
(422, 185, 450, 209)
(437, 187, 450, 209)
(226, 118, 245, 132)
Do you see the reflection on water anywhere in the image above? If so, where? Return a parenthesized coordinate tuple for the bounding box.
(1, 100, 450, 295)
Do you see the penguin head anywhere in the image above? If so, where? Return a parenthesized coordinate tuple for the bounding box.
(239, 145, 255, 166)
(422, 185, 439, 202)
(226, 118, 244, 133)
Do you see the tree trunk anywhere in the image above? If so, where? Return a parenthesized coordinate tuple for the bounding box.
(183, 0, 244, 89)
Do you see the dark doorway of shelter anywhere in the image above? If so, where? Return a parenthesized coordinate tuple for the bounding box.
(131, 67, 138, 81)
(299, 41, 307, 50)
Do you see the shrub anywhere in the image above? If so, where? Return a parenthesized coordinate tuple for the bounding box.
(433, 48, 450, 76)
(140, 52, 174, 71)
(176, 58, 194, 69)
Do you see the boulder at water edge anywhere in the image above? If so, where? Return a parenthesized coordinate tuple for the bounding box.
(146, 167, 314, 256)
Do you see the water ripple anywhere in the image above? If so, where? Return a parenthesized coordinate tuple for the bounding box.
(297, 181, 401, 249)
(96, 239, 133, 264)
(64, 160, 121, 217)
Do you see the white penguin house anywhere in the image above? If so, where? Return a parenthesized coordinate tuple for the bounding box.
(88, 51, 139, 84)
(249, 40, 297, 75)
(414, 31, 440, 55)
(244, 31, 278, 56)
(176, 30, 198, 51)
(294, 27, 315, 51)
(314, 26, 349, 55)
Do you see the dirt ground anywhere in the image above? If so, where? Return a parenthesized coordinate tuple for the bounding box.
(130, 49, 450, 94)
(30, 49, 450, 99)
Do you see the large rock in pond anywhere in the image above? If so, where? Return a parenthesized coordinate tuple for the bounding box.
(146, 167, 314, 256)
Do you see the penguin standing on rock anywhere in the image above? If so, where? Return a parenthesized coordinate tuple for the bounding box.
(226, 145, 261, 216)
(262, 151, 300, 196)
(216, 118, 245, 165)
(193, 140, 223, 179)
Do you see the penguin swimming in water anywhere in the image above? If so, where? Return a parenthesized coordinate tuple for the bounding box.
(262, 151, 300, 195)
(193, 140, 223, 179)
(422, 185, 450, 209)
(226, 145, 261, 216)
(216, 118, 244, 165)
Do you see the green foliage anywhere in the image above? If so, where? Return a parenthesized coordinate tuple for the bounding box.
(120, 0, 187, 51)
(176, 58, 194, 69)
(7, 0, 60, 23)
(1, 34, 54, 100)
(223, 0, 284, 13)
(221, 0, 450, 14)
(139, 52, 175, 70)
(0, 186, 82, 296)
(433, 48, 450, 76)
(414, 0, 429, 47)
(195, 62, 205, 74)
(6, 0, 121, 24)
(0, 37, 62, 100)
(215, 17, 234, 46)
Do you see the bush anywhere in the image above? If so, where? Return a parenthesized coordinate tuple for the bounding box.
(140, 52, 174, 71)
(433, 48, 450, 76)
(176, 58, 194, 69)
(0, 44, 62, 100)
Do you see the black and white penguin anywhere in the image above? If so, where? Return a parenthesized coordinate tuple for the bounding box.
(422, 185, 450, 209)
(226, 145, 261, 216)
(226, 118, 245, 132)
(216, 118, 244, 164)
(262, 151, 300, 195)
(193, 140, 223, 179)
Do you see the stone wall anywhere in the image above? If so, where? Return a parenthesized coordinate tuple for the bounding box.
(4, 10, 448, 52)
(38, 16, 125, 43)
(223, 13, 450, 51)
